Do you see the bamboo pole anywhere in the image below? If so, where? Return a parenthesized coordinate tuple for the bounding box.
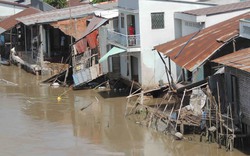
(175, 89, 186, 131)
(125, 81, 134, 116)
(209, 98, 212, 128)
(217, 82, 223, 135)
(163, 93, 173, 113)
(93, 80, 109, 90)
(229, 103, 234, 151)
(226, 105, 229, 150)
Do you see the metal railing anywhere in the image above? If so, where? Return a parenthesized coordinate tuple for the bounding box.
(107, 29, 140, 48)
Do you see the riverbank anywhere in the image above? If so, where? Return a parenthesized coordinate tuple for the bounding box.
(0, 65, 247, 156)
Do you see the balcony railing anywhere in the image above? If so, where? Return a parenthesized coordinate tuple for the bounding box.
(107, 29, 140, 48)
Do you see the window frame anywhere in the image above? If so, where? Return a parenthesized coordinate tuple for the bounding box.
(151, 12, 165, 29)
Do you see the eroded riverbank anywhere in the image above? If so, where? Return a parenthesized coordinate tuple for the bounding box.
(0, 65, 247, 156)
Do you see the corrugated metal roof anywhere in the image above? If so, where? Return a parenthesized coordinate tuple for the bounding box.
(212, 48, 250, 73)
(17, 2, 117, 25)
(154, 12, 250, 72)
(0, 7, 41, 34)
(74, 16, 108, 43)
(50, 16, 88, 39)
(182, 1, 250, 16)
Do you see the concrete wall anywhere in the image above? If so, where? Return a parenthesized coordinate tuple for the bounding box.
(99, 27, 109, 74)
(204, 10, 250, 27)
(138, 0, 211, 88)
(179, 9, 250, 37)
(0, 4, 25, 16)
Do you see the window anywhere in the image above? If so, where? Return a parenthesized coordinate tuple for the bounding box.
(151, 12, 164, 29)
(185, 21, 202, 28)
(121, 13, 124, 28)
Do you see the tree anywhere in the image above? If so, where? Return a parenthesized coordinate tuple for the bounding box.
(43, 0, 67, 9)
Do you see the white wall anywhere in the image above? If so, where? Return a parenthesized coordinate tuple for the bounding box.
(207, 0, 244, 5)
(181, 20, 204, 36)
(179, 9, 250, 37)
(240, 19, 250, 39)
(99, 27, 109, 74)
(204, 10, 250, 27)
(0, 4, 25, 16)
(138, 0, 211, 88)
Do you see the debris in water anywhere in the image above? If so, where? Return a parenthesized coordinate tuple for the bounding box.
(0, 79, 18, 86)
(175, 132, 183, 140)
(57, 96, 62, 102)
(80, 102, 93, 111)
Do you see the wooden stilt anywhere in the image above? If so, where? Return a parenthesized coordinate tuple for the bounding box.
(175, 89, 186, 131)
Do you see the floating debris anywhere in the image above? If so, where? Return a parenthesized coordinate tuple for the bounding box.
(0, 79, 18, 86)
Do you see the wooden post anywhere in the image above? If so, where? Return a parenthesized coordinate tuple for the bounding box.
(226, 105, 229, 150)
(175, 89, 186, 131)
(125, 81, 134, 116)
(215, 101, 219, 142)
(229, 103, 234, 151)
(217, 82, 223, 137)
(63, 66, 69, 86)
(163, 93, 173, 113)
(180, 124, 184, 134)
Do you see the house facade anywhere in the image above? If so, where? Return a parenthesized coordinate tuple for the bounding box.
(154, 1, 250, 86)
(99, 0, 247, 89)
(175, 1, 250, 38)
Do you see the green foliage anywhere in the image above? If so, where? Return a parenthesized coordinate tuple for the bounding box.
(43, 0, 67, 8)
(91, 0, 110, 4)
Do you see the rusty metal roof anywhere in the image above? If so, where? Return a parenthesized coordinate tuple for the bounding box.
(0, 7, 41, 34)
(182, 1, 250, 16)
(50, 16, 88, 39)
(154, 12, 250, 72)
(212, 48, 250, 73)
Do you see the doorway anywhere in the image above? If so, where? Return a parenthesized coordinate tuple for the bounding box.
(131, 56, 138, 82)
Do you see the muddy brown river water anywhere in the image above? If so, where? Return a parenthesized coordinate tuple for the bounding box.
(0, 65, 247, 156)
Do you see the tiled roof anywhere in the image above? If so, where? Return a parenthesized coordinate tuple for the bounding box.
(212, 48, 250, 73)
(182, 1, 250, 16)
(154, 12, 250, 71)
(0, 7, 41, 34)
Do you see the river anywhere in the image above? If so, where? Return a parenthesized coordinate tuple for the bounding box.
(0, 65, 247, 156)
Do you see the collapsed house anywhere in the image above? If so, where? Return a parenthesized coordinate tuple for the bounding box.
(0, 7, 42, 66)
(125, 11, 250, 152)
(14, 2, 117, 87)
(71, 11, 118, 90)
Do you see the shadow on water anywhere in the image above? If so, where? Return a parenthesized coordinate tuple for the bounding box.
(98, 89, 130, 98)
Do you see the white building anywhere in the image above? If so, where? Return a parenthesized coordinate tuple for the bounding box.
(164, 0, 250, 82)
(99, 0, 250, 89)
(98, 0, 213, 89)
